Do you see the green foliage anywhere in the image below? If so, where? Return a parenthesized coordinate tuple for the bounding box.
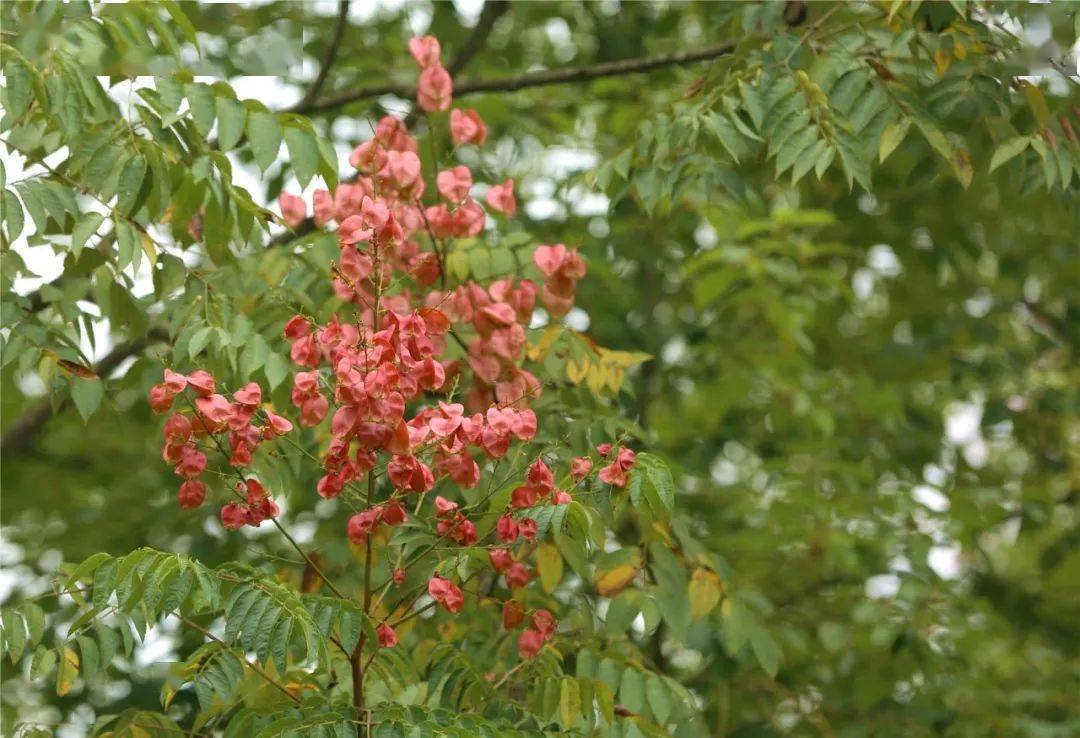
(0, 0, 341, 426)
(594, 2, 1079, 214)
(3, 1, 1079, 737)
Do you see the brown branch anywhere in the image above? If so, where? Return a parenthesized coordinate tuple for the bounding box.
(352, 241, 386, 732)
(295, 0, 352, 111)
(446, 0, 510, 78)
(0, 326, 170, 455)
(294, 41, 736, 115)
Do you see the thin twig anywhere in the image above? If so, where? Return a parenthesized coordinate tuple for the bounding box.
(446, 1, 510, 78)
(172, 611, 301, 704)
(352, 233, 385, 732)
(1047, 56, 1080, 87)
(296, 0, 352, 110)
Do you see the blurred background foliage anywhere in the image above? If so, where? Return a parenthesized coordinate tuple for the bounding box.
(2, 0, 1079, 736)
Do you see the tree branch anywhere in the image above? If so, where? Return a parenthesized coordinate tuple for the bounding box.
(0, 326, 170, 455)
(295, 0, 352, 111)
(446, 0, 510, 78)
(294, 41, 736, 115)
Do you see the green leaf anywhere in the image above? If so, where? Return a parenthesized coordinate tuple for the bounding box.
(914, 117, 952, 160)
(215, 95, 247, 151)
(829, 70, 869, 116)
(834, 130, 871, 191)
(3, 610, 27, 663)
(446, 250, 469, 281)
(240, 333, 269, 375)
(115, 156, 147, 215)
(95, 624, 118, 667)
(186, 83, 216, 138)
(336, 602, 367, 654)
(2, 189, 24, 241)
(188, 326, 215, 360)
(23, 603, 46, 646)
(706, 113, 743, 162)
(163, 1, 200, 49)
(315, 133, 340, 190)
(77, 634, 100, 682)
(263, 352, 289, 391)
(577, 650, 597, 679)
(224, 587, 259, 643)
(3, 55, 33, 119)
(989, 136, 1030, 172)
(814, 142, 836, 179)
(791, 137, 829, 183)
(154, 77, 185, 125)
(32, 645, 57, 680)
(247, 110, 283, 174)
(749, 625, 781, 677)
(84, 144, 128, 199)
(641, 454, 675, 516)
(646, 674, 673, 725)
(618, 668, 645, 714)
(92, 559, 118, 611)
(46, 72, 83, 140)
(70, 378, 105, 423)
(71, 212, 105, 258)
(114, 218, 140, 272)
(554, 531, 588, 579)
(721, 598, 752, 655)
(739, 80, 765, 131)
(604, 592, 638, 635)
(65, 552, 112, 594)
(284, 126, 320, 188)
(775, 127, 818, 178)
(878, 118, 911, 162)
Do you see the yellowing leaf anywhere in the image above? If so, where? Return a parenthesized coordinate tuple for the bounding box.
(560, 677, 582, 726)
(952, 148, 974, 189)
(887, 0, 905, 23)
(595, 347, 652, 369)
(566, 358, 589, 384)
(688, 568, 723, 618)
(934, 49, 951, 75)
(140, 231, 158, 267)
(596, 565, 638, 598)
(537, 543, 564, 593)
(595, 679, 615, 724)
(56, 646, 79, 696)
(1022, 81, 1050, 128)
(585, 362, 609, 394)
(528, 325, 563, 361)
